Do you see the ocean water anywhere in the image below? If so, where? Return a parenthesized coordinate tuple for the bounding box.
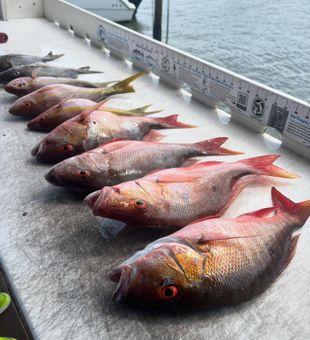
(123, 0, 310, 103)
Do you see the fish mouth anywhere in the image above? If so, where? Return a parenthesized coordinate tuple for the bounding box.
(4, 84, 14, 95)
(8, 105, 18, 115)
(85, 187, 119, 216)
(110, 265, 132, 302)
(45, 167, 63, 186)
(84, 190, 102, 210)
(31, 142, 47, 162)
(27, 119, 40, 131)
(31, 142, 41, 157)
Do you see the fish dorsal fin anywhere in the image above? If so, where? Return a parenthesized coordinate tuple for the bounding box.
(96, 138, 129, 154)
(184, 161, 223, 168)
(147, 161, 223, 179)
(238, 207, 277, 219)
(186, 214, 221, 226)
(181, 159, 200, 167)
(180, 160, 223, 169)
(78, 99, 110, 122)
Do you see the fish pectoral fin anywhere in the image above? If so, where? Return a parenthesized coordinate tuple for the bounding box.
(147, 173, 198, 183)
(187, 215, 221, 226)
(279, 234, 301, 274)
(142, 130, 166, 142)
(238, 207, 277, 219)
(181, 158, 200, 167)
(197, 232, 258, 244)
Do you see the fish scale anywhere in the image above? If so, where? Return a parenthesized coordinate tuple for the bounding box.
(109, 188, 310, 306)
(86, 155, 298, 228)
(46, 137, 235, 192)
(33, 110, 195, 163)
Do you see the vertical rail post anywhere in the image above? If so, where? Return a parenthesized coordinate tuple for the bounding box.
(153, 0, 162, 41)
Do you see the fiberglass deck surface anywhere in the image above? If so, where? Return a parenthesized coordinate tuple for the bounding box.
(0, 19, 310, 340)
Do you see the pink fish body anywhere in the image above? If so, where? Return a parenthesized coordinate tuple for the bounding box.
(8, 72, 143, 118)
(4, 76, 112, 97)
(32, 105, 196, 163)
(45, 137, 239, 192)
(110, 188, 310, 306)
(27, 99, 161, 132)
(86, 155, 298, 227)
(27, 98, 97, 131)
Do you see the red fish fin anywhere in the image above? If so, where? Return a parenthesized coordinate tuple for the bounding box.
(239, 155, 299, 179)
(193, 137, 243, 155)
(199, 233, 257, 244)
(93, 138, 128, 153)
(187, 214, 221, 226)
(149, 173, 198, 183)
(142, 129, 166, 142)
(181, 158, 200, 167)
(215, 174, 261, 215)
(78, 99, 111, 122)
(272, 187, 310, 225)
(187, 161, 224, 168)
(279, 234, 300, 274)
(238, 207, 277, 219)
(154, 114, 197, 129)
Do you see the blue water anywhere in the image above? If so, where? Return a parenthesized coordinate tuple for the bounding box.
(123, 0, 310, 103)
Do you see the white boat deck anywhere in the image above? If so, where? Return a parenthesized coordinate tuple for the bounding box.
(0, 18, 309, 339)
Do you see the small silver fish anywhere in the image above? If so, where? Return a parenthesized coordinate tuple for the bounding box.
(0, 64, 101, 84)
(0, 51, 64, 72)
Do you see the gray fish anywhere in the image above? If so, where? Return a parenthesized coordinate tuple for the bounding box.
(0, 64, 102, 84)
(0, 51, 64, 72)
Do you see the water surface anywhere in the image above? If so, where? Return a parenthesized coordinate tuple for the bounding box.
(123, 0, 310, 102)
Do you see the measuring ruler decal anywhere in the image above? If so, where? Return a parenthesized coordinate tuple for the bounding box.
(46, 0, 310, 158)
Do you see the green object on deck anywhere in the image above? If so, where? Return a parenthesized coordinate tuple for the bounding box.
(0, 292, 11, 314)
(0, 338, 17, 340)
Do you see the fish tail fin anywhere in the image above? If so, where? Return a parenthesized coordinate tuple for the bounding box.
(77, 66, 102, 74)
(193, 137, 243, 155)
(94, 80, 118, 87)
(239, 155, 299, 179)
(42, 51, 65, 62)
(272, 187, 310, 226)
(127, 105, 162, 115)
(153, 114, 197, 129)
(111, 71, 145, 93)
